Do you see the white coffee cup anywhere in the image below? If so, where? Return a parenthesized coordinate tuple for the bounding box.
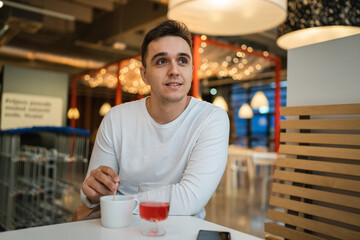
(100, 195, 139, 228)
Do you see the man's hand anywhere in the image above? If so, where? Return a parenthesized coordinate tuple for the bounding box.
(82, 166, 120, 204)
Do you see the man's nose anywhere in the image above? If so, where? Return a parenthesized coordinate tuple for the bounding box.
(168, 61, 180, 77)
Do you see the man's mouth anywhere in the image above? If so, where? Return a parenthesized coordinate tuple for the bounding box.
(165, 83, 182, 86)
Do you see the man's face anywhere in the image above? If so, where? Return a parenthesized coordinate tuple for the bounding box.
(140, 36, 193, 104)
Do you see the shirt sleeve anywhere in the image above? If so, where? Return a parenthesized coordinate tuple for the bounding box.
(169, 108, 230, 216)
(80, 111, 120, 207)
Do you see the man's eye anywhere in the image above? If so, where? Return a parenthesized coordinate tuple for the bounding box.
(156, 58, 167, 65)
(179, 58, 188, 64)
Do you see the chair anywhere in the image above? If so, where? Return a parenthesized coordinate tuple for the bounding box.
(252, 146, 268, 152)
(265, 103, 360, 240)
(224, 145, 251, 196)
(247, 151, 278, 209)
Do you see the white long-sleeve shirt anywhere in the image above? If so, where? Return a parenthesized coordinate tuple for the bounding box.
(81, 97, 229, 218)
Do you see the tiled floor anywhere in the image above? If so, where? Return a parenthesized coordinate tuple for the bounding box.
(204, 174, 271, 239)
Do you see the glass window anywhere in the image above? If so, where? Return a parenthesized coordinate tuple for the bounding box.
(230, 82, 287, 150)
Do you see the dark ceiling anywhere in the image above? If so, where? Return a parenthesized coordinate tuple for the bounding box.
(0, 0, 170, 74)
(0, 0, 287, 88)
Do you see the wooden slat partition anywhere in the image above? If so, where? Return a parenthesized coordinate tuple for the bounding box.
(280, 133, 360, 146)
(267, 209, 360, 240)
(280, 103, 360, 115)
(279, 144, 360, 160)
(280, 119, 360, 130)
(265, 103, 360, 240)
(271, 183, 360, 209)
(274, 170, 360, 192)
(269, 196, 360, 227)
(265, 222, 325, 240)
(265, 234, 282, 240)
(276, 158, 360, 176)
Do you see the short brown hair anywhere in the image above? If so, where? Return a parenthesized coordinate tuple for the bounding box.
(141, 20, 192, 68)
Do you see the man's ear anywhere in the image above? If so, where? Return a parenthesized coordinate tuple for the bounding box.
(140, 66, 150, 85)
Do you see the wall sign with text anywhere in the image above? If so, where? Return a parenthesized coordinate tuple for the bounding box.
(1, 93, 63, 130)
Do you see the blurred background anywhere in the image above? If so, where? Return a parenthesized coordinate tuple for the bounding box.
(0, 0, 359, 238)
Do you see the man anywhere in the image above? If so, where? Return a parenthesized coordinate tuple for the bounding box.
(81, 20, 229, 218)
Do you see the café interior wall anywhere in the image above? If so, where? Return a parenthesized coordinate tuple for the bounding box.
(2, 65, 69, 126)
(286, 33, 360, 106)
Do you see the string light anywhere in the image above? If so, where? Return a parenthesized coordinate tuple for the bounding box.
(200, 35, 207, 41)
(118, 59, 150, 95)
(81, 41, 272, 94)
(81, 59, 150, 95)
(196, 42, 271, 81)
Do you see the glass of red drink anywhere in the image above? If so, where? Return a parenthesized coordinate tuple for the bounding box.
(138, 183, 172, 236)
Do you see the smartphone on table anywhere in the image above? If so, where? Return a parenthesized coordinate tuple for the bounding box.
(197, 230, 231, 240)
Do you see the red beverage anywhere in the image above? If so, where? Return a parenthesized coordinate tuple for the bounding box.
(139, 201, 170, 222)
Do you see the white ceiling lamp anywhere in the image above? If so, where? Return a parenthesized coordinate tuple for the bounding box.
(99, 102, 112, 116)
(167, 0, 287, 35)
(250, 91, 269, 109)
(277, 0, 360, 50)
(213, 96, 228, 112)
(238, 103, 253, 119)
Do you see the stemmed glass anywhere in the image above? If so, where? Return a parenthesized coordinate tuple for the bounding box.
(138, 183, 172, 237)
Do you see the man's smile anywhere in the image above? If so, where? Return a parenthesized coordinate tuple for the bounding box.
(165, 82, 183, 87)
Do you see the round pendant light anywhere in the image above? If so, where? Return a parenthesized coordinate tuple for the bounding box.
(67, 107, 80, 120)
(168, 0, 287, 35)
(250, 91, 269, 109)
(99, 102, 112, 116)
(213, 96, 229, 112)
(277, 0, 360, 49)
(238, 103, 253, 119)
